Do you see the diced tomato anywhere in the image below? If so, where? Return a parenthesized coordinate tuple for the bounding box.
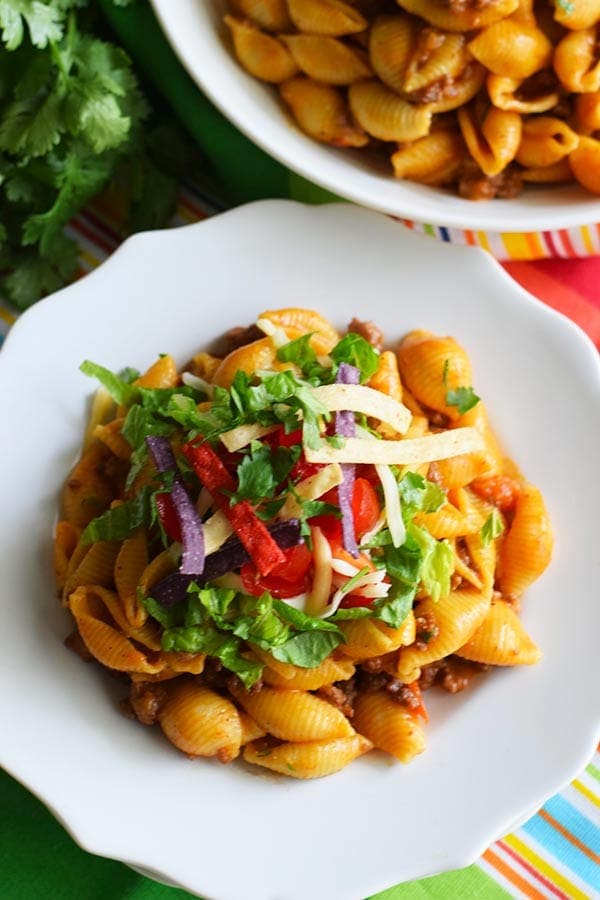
(154, 492, 182, 543)
(339, 593, 374, 609)
(241, 543, 312, 599)
(351, 477, 380, 538)
(309, 476, 381, 544)
(276, 427, 302, 448)
(274, 426, 323, 481)
(471, 475, 521, 513)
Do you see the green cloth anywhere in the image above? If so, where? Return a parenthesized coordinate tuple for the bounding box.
(98, 0, 338, 208)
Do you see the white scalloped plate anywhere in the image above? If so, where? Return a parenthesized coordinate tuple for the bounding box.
(0, 202, 598, 900)
(149, 0, 600, 232)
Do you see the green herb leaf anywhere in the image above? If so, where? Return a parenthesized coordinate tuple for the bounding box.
(330, 333, 379, 382)
(231, 442, 299, 505)
(445, 385, 480, 416)
(481, 508, 505, 545)
(409, 524, 453, 602)
(399, 472, 446, 515)
(271, 630, 343, 667)
(81, 486, 152, 543)
(276, 333, 332, 383)
(373, 580, 415, 628)
(80, 359, 134, 405)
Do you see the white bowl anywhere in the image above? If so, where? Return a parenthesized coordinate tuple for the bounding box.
(150, 0, 600, 233)
(0, 201, 599, 900)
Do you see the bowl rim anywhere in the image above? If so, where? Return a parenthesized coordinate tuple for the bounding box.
(149, 0, 600, 233)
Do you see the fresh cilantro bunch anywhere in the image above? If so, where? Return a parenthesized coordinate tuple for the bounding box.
(0, 0, 194, 308)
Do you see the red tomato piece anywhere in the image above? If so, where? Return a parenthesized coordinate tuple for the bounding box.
(240, 543, 312, 599)
(339, 594, 374, 609)
(154, 492, 182, 543)
(352, 477, 380, 538)
(471, 475, 521, 513)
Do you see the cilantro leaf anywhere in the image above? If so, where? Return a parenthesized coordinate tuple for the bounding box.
(0, 1, 63, 51)
(481, 508, 505, 545)
(276, 333, 332, 383)
(330, 333, 379, 382)
(231, 442, 299, 505)
(399, 472, 446, 515)
(445, 385, 480, 416)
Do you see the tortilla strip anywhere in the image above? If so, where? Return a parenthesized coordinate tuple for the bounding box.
(305, 428, 484, 465)
(278, 464, 344, 520)
(312, 384, 411, 434)
(220, 423, 279, 453)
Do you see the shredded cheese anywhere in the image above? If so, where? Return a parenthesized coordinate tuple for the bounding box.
(305, 427, 483, 465)
(278, 464, 344, 520)
(219, 422, 279, 453)
(311, 384, 411, 434)
(256, 316, 290, 349)
(203, 510, 234, 556)
(305, 526, 333, 616)
(182, 371, 214, 397)
(376, 463, 406, 548)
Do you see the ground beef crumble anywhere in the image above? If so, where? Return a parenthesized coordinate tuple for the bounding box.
(347, 317, 385, 351)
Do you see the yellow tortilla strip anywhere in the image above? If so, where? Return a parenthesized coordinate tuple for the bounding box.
(204, 510, 234, 555)
(278, 464, 344, 520)
(305, 428, 484, 465)
(220, 423, 279, 453)
(311, 384, 411, 434)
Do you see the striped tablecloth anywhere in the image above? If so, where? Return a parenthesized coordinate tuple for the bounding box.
(0, 187, 598, 900)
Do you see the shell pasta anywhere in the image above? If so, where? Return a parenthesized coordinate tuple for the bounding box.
(221, 0, 600, 199)
(56, 309, 552, 778)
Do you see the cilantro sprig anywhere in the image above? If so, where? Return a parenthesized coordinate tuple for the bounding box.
(442, 359, 480, 416)
(0, 1, 196, 309)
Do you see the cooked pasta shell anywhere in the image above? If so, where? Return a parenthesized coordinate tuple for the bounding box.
(348, 81, 432, 141)
(431, 448, 495, 490)
(521, 159, 574, 184)
(188, 351, 222, 381)
(82, 387, 115, 453)
(115, 529, 149, 629)
(369, 14, 416, 94)
(498, 484, 553, 596)
(554, 0, 600, 30)
(287, 0, 368, 35)
(61, 442, 116, 528)
(575, 92, 600, 133)
(254, 648, 356, 689)
(456, 601, 542, 665)
(93, 417, 131, 461)
(244, 734, 372, 777)
(464, 528, 497, 593)
(138, 548, 178, 599)
(353, 691, 426, 762)
(458, 102, 522, 176)
(487, 73, 560, 114)
(425, 62, 486, 114)
(69, 586, 162, 674)
(53, 521, 80, 595)
(467, 19, 552, 80)
(280, 77, 369, 147)
(403, 32, 469, 93)
(554, 28, 600, 93)
(211, 336, 286, 389)
(281, 34, 372, 84)
(414, 498, 483, 539)
(258, 307, 340, 348)
(367, 350, 406, 437)
(396, 330, 473, 421)
(134, 354, 178, 389)
(516, 116, 580, 168)
(157, 651, 206, 675)
(62, 539, 119, 604)
(339, 613, 416, 660)
(159, 682, 242, 762)
(569, 136, 600, 194)
(230, 685, 354, 740)
(239, 711, 267, 744)
(391, 129, 464, 186)
(396, 586, 492, 682)
(395, 0, 519, 32)
(230, 0, 292, 30)
(225, 16, 299, 83)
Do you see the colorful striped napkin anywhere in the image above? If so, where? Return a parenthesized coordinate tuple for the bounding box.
(0, 186, 598, 900)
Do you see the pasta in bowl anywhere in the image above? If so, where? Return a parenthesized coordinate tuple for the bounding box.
(57, 307, 552, 779)
(150, 0, 600, 229)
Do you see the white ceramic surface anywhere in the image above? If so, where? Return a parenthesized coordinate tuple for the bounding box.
(0, 202, 599, 900)
(149, 0, 600, 233)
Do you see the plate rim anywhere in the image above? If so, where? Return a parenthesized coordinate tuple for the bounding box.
(1, 200, 599, 900)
